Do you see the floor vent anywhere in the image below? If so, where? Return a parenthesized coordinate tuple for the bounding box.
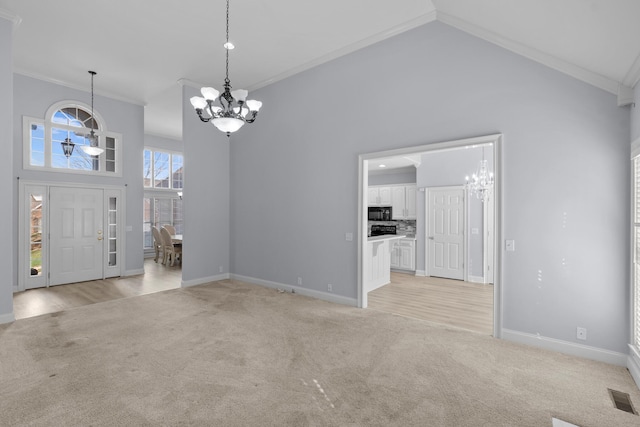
(608, 389, 638, 415)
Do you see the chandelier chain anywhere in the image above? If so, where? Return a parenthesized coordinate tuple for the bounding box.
(225, 0, 230, 85)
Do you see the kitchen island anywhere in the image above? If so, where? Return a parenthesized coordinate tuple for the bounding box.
(365, 234, 406, 293)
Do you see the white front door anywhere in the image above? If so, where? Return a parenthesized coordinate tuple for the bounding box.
(428, 187, 464, 280)
(49, 187, 104, 286)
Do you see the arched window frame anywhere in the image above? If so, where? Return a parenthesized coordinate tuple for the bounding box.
(23, 100, 122, 177)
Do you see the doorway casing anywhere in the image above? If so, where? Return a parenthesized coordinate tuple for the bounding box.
(358, 133, 503, 338)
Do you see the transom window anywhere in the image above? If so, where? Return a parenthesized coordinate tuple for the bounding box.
(23, 101, 122, 176)
(143, 149, 183, 189)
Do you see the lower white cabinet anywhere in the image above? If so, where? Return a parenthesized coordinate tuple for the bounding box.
(365, 239, 391, 292)
(390, 238, 416, 271)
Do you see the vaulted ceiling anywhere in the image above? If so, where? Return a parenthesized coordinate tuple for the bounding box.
(1, 0, 639, 140)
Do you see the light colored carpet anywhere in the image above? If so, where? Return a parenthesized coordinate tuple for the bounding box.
(1, 279, 639, 426)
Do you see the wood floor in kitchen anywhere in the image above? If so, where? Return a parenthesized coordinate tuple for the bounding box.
(367, 272, 494, 335)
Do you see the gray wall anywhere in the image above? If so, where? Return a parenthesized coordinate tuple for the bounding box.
(144, 133, 184, 152)
(181, 85, 230, 283)
(12, 74, 145, 277)
(230, 21, 630, 353)
(0, 16, 14, 319)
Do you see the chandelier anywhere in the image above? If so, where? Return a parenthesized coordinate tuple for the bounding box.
(81, 70, 104, 156)
(189, 0, 262, 136)
(465, 158, 494, 201)
(62, 71, 104, 158)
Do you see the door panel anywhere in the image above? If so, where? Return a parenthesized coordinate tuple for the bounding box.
(50, 187, 104, 286)
(429, 188, 464, 280)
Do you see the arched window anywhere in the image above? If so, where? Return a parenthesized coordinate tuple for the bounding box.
(23, 101, 121, 176)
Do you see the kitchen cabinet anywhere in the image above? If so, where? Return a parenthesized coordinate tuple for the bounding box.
(390, 238, 416, 271)
(365, 239, 391, 292)
(391, 184, 417, 219)
(368, 186, 391, 206)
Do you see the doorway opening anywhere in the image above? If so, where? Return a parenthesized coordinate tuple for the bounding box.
(358, 134, 502, 337)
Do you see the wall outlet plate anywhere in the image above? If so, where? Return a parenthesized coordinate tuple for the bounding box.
(577, 327, 587, 340)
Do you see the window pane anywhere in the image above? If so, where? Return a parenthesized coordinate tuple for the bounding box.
(173, 199, 183, 234)
(30, 123, 45, 167)
(172, 155, 184, 189)
(29, 192, 43, 276)
(155, 198, 172, 225)
(107, 197, 117, 266)
(143, 150, 152, 187)
(143, 198, 153, 249)
(154, 152, 170, 188)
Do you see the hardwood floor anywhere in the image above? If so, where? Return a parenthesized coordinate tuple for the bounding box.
(367, 272, 494, 335)
(13, 259, 182, 320)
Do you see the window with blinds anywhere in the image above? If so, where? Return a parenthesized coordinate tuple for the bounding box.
(633, 157, 640, 349)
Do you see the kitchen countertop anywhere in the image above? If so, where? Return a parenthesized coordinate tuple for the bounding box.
(367, 234, 407, 242)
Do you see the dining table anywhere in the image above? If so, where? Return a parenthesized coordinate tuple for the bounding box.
(171, 234, 183, 244)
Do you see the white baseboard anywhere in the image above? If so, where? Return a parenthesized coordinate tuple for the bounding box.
(230, 274, 358, 307)
(415, 270, 426, 277)
(181, 273, 230, 288)
(0, 312, 15, 324)
(123, 268, 145, 277)
(502, 329, 628, 367)
(628, 345, 640, 390)
(468, 275, 484, 284)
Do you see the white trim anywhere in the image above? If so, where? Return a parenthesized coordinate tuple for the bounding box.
(502, 328, 628, 367)
(628, 345, 640, 390)
(468, 275, 484, 284)
(123, 268, 145, 277)
(0, 312, 15, 324)
(359, 133, 503, 339)
(14, 70, 145, 106)
(415, 269, 426, 277)
(231, 274, 358, 307)
(182, 273, 230, 288)
(436, 11, 619, 95)
(0, 8, 22, 27)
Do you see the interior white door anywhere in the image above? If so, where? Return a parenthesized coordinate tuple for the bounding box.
(428, 188, 464, 280)
(49, 187, 104, 286)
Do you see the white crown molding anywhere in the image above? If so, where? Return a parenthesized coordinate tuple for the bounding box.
(0, 8, 22, 28)
(246, 10, 438, 92)
(435, 11, 620, 95)
(177, 78, 203, 89)
(14, 69, 146, 106)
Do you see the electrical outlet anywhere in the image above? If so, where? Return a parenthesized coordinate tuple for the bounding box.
(345, 233, 353, 241)
(219, 266, 223, 273)
(577, 327, 587, 341)
(327, 284, 333, 292)
(297, 277, 302, 285)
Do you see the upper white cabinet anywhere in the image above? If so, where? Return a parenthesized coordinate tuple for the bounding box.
(368, 186, 392, 206)
(391, 184, 417, 220)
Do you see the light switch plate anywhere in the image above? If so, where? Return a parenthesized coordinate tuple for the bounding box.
(505, 240, 515, 252)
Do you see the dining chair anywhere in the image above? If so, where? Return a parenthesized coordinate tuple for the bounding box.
(151, 226, 164, 263)
(160, 226, 182, 266)
(162, 224, 176, 235)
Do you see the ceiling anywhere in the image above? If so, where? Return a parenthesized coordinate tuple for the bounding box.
(2, 0, 639, 141)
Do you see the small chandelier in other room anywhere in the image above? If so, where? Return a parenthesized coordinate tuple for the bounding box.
(465, 159, 494, 201)
(189, 0, 262, 136)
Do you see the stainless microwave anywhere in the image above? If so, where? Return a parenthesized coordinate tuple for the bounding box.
(368, 206, 392, 221)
